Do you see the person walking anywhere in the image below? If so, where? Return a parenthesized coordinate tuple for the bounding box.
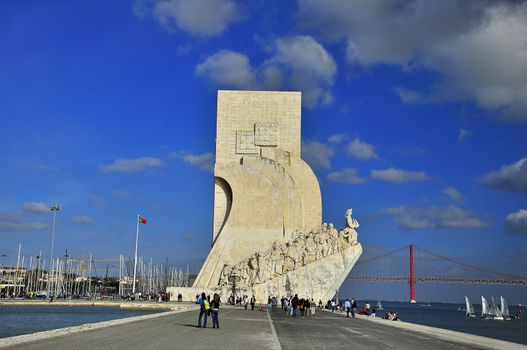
(197, 292, 209, 328)
(365, 301, 371, 315)
(306, 298, 313, 317)
(291, 294, 299, 317)
(344, 298, 351, 317)
(310, 298, 316, 316)
(351, 297, 357, 318)
(211, 293, 221, 329)
(250, 295, 256, 310)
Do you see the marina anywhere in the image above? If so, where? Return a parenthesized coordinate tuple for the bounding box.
(1, 243, 191, 300)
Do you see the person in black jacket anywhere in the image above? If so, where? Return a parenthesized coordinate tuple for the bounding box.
(211, 293, 221, 329)
(291, 294, 299, 317)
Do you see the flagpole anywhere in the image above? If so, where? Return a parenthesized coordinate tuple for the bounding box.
(132, 214, 140, 294)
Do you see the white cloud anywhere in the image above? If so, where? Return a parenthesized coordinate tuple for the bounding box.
(505, 209, 527, 235)
(195, 50, 256, 89)
(347, 137, 378, 160)
(0, 211, 49, 232)
(298, 1, 527, 120)
(442, 187, 463, 202)
(71, 215, 94, 225)
(458, 128, 473, 142)
(100, 157, 164, 173)
(301, 140, 334, 169)
(170, 151, 214, 172)
(382, 205, 490, 230)
(328, 133, 346, 143)
(134, 0, 244, 36)
(264, 36, 337, 108)
(22, 202, 49, 214)
(327, 168, 366, 184)
(195, 35, 337, 108)
(370, 167, 429, 184)
(480, 157, 527, 194)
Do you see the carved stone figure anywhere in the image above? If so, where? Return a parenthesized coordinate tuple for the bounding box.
(258, 250, 273, 282)
(247, 254, 258, 286)
(289, 239, 302, 270)
(340, 208, 359, 245)
(328, 223, 340, 254)
(269, 242, 284, 276)
(318, 234, 329, 258)
(237, 259, 250, 285)
(218, 263, 230, 287)
(305, 232, 317, 263)
(346, 209, 360, 230)
(254, 253, 263, 284)
(283, 242, 295, 273)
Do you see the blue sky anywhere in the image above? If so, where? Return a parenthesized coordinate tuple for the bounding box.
(1, 1, 526, 302)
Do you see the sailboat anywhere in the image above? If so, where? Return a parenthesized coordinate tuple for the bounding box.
(465, 296, 475, 318)
(482, 296, 504, 320)
(376, 300, 383, 311)
(490, 297, 505, 320)
(501, 296, 512, 320)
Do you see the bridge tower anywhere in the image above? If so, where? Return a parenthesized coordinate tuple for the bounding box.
(409, 244, 416, 303)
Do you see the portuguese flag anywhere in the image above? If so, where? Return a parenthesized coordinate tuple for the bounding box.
(138, 216, 147, 224)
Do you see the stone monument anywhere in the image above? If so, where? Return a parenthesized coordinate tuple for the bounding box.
(167, 90, 362, 302)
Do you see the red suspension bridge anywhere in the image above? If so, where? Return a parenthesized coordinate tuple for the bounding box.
(346, 244, 527, 302)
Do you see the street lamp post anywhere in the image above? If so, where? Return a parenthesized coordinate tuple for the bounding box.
(228, 271, 241, 304)
(48, 204, 61, 298)
(35, 255, 40, 295)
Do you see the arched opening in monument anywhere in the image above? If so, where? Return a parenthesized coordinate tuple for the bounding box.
(212, 176, 232, 245)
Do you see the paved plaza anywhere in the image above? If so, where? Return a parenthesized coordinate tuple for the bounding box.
(3, 307, 525, 350)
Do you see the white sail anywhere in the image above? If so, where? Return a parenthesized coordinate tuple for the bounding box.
(465, 296, 475, 316)
(493, 297, 504, 318)
(501, 296, 510, 317)
(377, 300, 383, 310)
(489, 297, 498, 316)
(481, 296, 490, 317)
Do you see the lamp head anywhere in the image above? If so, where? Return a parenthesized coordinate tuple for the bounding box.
(49, 204, 62, 211)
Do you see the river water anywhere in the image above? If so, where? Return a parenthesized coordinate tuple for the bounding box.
(0, 305, 164, 339)
(363, 300, 527, 345)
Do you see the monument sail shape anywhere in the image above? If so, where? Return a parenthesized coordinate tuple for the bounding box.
(168, 90, 362, 302)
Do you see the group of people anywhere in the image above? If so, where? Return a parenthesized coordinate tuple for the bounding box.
(383, 311, 400, 321)
(329, 298, 381, 319)
(229, 294, 256, 310)
(196, 290, 400, 328)
(281, 294, 318, 317)
(197, 292, 222, 328)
